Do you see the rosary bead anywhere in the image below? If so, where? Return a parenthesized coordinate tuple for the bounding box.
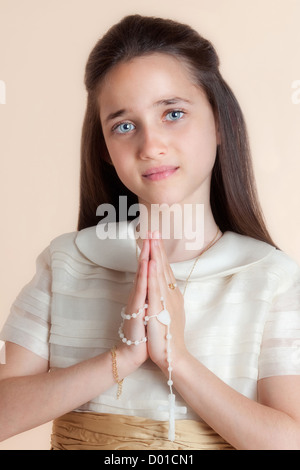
(118, 296, 182, 442)
(121, 304, 148, 321)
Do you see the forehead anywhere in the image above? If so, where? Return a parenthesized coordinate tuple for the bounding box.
(97, 53, 201, 115)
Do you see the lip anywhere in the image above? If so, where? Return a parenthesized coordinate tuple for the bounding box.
(142, 165, 179, 181)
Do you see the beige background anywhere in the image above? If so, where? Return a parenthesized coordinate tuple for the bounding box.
(0, 0, 299, 450)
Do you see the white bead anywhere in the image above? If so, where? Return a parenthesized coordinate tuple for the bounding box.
(126, 340, 132, 345)
(132, 313, 137, 318)
(120, 333, 124, 339)
(122, 337, 127, 343)
(167, 380, 173, 386)
(134, 340, 139, 345)
(168, 366, 173, 371)
(145, 316, 149, 321)
(125, 314, 131, 320)
(166, 333, 172, 339)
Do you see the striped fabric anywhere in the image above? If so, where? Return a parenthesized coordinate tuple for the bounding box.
(1, 220, 300, 420)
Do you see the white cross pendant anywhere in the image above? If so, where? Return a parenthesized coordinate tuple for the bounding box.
(158, 393, 187, 441)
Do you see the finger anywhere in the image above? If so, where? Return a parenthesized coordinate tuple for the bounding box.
(150, 237, 177, 298)
(150, 239, 168, 294)
(147, 259, 163, 315)
(132, 259, 148, 309)
(132, 239, 149, 287)
(139, 237, 150, 262)
(152, 233, 177, 287)
(128, 239, 149, 309)
(137, 239, 150, 302)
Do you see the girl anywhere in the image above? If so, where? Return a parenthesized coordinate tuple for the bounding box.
(0, 15, 300, 450)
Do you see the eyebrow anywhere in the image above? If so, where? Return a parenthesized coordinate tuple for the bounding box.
(104, 97, 192, 124)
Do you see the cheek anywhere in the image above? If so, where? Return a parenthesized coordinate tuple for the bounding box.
(104, 139, 129, 172)
(104, 131, 134, 162)
(106, 143, 139, 192)
(183, 123, 217, 169)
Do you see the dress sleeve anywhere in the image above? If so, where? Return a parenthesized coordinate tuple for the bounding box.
(258, 263, 300, 379)
(0, 247, 52, 361)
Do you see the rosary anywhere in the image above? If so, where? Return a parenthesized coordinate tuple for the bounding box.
(118, 297, 187, 441)
(115, 228, 222, 441)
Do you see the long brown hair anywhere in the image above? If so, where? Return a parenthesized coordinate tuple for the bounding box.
(78, 14, 277, 247)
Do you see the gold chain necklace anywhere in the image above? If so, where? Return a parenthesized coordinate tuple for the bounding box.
(182, 227, 221, 296)
(135, 227, 222, 297)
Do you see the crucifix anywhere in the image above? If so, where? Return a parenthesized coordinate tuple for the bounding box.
(154, 298, 187, 441)
(158, 393, 187, 441)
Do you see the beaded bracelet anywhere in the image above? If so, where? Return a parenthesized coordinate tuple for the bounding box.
(118, 303, 148, 345)
(117, 297, 186, 440)
(121, 304, 148, 320)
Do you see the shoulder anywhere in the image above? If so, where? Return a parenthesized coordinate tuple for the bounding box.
(49, 230, 78, 255)
(223, 231, 299, 271)
(48, 220, 138, 272)
(188, 231, 276, 280)
(225, 232, 300, 291)
(262, 248, 300, 293)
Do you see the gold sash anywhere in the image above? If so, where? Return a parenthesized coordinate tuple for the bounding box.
(51, 411, 234, 450)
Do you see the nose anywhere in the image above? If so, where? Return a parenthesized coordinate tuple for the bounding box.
(137, 126, 168, 160)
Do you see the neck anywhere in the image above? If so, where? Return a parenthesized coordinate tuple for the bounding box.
(135, 201, 220, 263)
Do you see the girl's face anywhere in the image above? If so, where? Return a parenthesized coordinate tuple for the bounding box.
(98, 53, 219, 209)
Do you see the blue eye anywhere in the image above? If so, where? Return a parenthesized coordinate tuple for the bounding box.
(165, 110, 184, 121)
(114, 122, 135, 134)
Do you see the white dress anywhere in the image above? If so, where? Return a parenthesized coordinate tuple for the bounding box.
(1, 219, 300, 421)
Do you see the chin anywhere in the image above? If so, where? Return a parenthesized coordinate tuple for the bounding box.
(143, 192, 183, 207)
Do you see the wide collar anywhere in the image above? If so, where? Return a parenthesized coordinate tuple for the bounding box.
(75, 219, 275, 280)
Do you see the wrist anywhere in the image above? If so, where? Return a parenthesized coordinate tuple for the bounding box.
(116, 342, 147, 378)
(156, 346, 191, 377)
